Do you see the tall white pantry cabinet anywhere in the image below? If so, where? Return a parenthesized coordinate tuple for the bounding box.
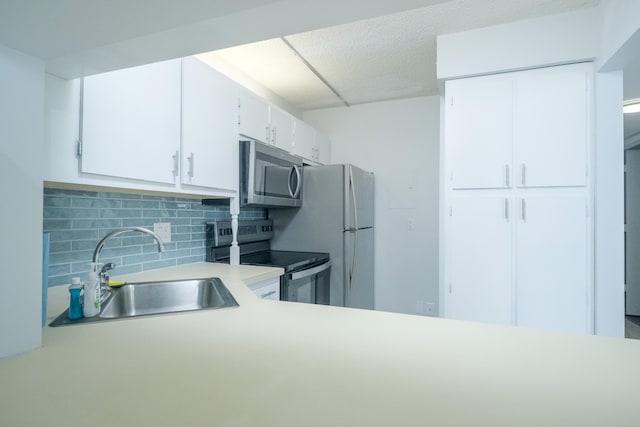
(443, 63, 593, 335)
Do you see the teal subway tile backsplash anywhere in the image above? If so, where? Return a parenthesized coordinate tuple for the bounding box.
(43, 188, 266, 287)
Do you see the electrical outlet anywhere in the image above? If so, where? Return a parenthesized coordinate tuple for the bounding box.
(407, 218, 415, 231)
(425, 302, 435, 315)
(153, 222, 171, 243)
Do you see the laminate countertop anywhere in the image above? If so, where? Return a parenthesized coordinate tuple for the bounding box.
(1, 262, 639, 426)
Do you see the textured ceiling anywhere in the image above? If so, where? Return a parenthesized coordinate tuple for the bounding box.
(203, 0, 600, 110)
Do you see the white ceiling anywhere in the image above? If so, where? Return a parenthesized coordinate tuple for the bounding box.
(198, 0, 600, 110)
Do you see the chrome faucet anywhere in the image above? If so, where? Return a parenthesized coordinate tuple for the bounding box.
(92, 227, 165, 296)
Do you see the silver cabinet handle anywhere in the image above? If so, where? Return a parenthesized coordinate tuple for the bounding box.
(504, 198, 509, 221)
(172, 150, 179, 177)
(272, 127, 277, 144)
(505, 164, 510, 187)
(188, 152, 194, 178)
(521, 164, 526, 186)
(266, 125, 270, 143)
(521, 198, 526, 222)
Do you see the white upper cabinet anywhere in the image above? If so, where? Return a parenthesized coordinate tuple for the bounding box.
(269, 105, 294, 152)
(445, 77, 514, 190)
(515, 63, 589, 188)
(81, 59, 182, 184)
(238, 90, 295, 152)
(293, 119, 331, 164)
(238, 90, 270, 144)
(315, 130, 331, 164)
(181, 57, 238, 191)
(293, 118, 315, 160)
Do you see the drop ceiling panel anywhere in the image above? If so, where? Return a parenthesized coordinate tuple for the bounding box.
(201, 0, 599, 110)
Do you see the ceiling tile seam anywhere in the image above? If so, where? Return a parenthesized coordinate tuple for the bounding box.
(280, 36, 350, 107)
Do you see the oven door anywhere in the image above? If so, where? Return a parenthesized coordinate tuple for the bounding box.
(281, 261, 331, 304)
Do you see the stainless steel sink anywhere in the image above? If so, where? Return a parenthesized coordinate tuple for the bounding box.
(50, 277, 238, 326)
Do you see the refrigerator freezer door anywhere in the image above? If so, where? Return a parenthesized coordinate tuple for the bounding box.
(344, 227, 374, 309)
(345, 164, 374, 230)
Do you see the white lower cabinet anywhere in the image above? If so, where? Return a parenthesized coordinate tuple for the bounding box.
(250, 277, 280, 300)
(447, 194, 590, 333)
(515, 195, 589, 334)
(448, 196, 513, 325)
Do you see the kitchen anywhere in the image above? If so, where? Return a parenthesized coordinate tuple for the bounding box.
(2, 0, 640, 425)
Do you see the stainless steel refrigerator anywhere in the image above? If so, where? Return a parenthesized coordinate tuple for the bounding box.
(270, 164, 374, 309)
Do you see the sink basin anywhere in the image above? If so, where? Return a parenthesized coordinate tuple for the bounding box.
(50, 277, 238, 326)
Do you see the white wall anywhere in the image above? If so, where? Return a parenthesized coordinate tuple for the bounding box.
(0, 44, 45, 358)
(599, 0, 640, 70)
(437, 7, 600, 80)
(304, 97, 440, 316)
(592, 71, 625, 336)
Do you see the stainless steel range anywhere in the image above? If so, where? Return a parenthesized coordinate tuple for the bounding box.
(206, 219, 331, 305)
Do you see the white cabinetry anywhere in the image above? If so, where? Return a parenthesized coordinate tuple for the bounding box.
(269, 105, 294, 152)
(515, 67, 588, 188)
(81, 59, 182, 184)
(314, 130, 331, 164)
(238, 90, 270, 144)
(448, 196, 512, 325)
(293, 119, 331, 164)
(46, 57, 238, 197)
(446, 77, 513, 190)
(293, 119, 315, 160)
(238, 91, 294, 152)
(515, 195, 589, 334)
(443, 63, 593, 334)
(249, 277, 280, 300)
(181, 57, 238, 192)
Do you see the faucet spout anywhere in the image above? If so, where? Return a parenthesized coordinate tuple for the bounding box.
(92, 226, 165, 263)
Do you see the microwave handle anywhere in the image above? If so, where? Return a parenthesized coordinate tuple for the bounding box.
(288, 165, 302, 198)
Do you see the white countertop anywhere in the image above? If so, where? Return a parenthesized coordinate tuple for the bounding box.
(1, 262, 640, 426)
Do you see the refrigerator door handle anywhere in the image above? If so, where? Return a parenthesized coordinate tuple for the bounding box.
(349, 230, 358, 293)
(349, 166, 359, 230)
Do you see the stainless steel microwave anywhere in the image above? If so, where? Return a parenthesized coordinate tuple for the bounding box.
(240, 140, 303, 208)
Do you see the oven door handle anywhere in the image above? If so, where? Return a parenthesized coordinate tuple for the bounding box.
(287, 261, 331, 280)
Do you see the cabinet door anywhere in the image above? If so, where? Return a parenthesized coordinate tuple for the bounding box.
(238, 90, 269, 144)
(250, 278, 280, 300)
(293, 119, 315, 160)
(81, 59, 181, 184)
(269, 105, 294, 152)
(315, 130, 331, 164)
(182, 57, 239, 191)
(515, 195, 589, 334)
(516, 64, 589, 188)
(447, 196, 513, 325)
(445, 77, 514, 190)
